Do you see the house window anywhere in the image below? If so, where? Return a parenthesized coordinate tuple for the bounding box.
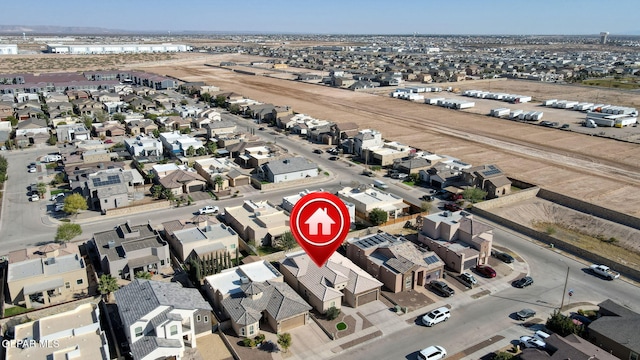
(65, 282, 70, 289)
(240, 328, 245, 336)
(631, 352, 639, 360)
(76, 279, 84, 285)
(230, 244, 236, 249)
(104, 199, 108, 203)
(161, 260, 165, 266)
(204, 316, 208, 323)
(170, 325, 178, 336)
(197, 315, 201, 322)
(330, 301, 335, 307)
(134, 327, 143, 337)
(249, 325, 254, 335)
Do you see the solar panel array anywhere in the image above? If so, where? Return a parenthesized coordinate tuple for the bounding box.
(424, 255, 440, 265)
(92, 174, 121, 187)
(353, 232, 398, 249)
(481, 165, 501, 177)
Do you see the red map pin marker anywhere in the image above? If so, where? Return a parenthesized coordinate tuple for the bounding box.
(290, 192, 350, 267)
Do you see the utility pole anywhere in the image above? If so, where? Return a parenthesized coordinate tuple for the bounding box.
(559, 266, 570, 311)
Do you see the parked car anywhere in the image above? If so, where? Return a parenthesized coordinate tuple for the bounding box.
(495, 252, 515, 264)
(475, 265, 496, 278)
(422, 307, 451, 327)
(444, 203, 461, 212)
(429, 280, 455, 297)
(362, 170, 375, 177)
(30, 194, 40, 201)
(560, 123, 570, 129)
(460, 272, 478, 286)
(329, 156, 338, 161)
(520, 335, 546, 349)
(516, 308, 536, 321)
(28, 166, 36, 173)
(418, 345, 447, 360)
(51, 193, 66, 201)
(55, 203, 65, 212)
(420, 195, 434, 202)
(513, 276, 534, 288)
(198, 206, 219, 215)
(313, 149, 323, 154)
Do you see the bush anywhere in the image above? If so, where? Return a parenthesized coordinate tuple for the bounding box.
(326, 306, 341, 320)
(242, 338, 255, 347)
(494, 351, 514, 360)
(254, 334, 265, 344)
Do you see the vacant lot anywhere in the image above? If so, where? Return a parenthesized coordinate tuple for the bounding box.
(138, 56, 640, 217)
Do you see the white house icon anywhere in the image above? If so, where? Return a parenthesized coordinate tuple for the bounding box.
(304, 208, 335, 236)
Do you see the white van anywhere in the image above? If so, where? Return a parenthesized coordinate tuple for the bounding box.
(418, 345, 447, 360)
(373, 180, 388, 189)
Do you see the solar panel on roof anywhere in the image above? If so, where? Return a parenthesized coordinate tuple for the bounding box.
(425, 255, 440, 265)
(92, 174, 122, 187)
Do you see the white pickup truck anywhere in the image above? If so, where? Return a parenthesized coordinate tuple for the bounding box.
(589, 264, 620, 280)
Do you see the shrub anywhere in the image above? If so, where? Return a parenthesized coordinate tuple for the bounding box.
(545, 226, 556, 235)
(254, 334, 265, 344)
(326, 306, 341, 320)
(242, 338, 255, 347)
(494, 351, 515, 360)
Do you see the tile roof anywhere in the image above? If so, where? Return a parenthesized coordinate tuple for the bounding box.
(590, 300, 640, 354)
(263, 157, 317, 175)
(130, 336, 182, 360)
(221, 280, 310, 325)
(115, 279, 212, 330)
(158, 169, 206, 189)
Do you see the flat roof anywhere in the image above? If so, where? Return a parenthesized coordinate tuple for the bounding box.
(205, 261, 281, 297)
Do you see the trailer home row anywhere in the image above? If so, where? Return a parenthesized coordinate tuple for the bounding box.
(429, 98, 475, 110)
(391, 86, 442, 98)
(585, 111, 638, 127)
(463, 89, 531, 104)
(490, 108, 511, 117)
(543, 99, 638, 116)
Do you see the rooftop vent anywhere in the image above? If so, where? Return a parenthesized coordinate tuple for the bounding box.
(107, 240, 116, 248)
(240, 276, 249, 284)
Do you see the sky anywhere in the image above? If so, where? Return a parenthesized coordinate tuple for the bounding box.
(3, 0, 640, 35)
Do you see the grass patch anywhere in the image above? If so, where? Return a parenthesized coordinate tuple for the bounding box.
(60, 218, 71, 223)
(45, 163, 56, 169)
(336, 322, 347, 331)
(582, 78, 640, 90)
(402, 180, 416, 186)
(4, 306, 31, 317)
(257, 246, 281, 256)
(533, 221, 640, 267)
(50, 189, 69, 196)
(324, 171, 329, 176)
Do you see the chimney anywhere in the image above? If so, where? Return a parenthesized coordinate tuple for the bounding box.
(107, 240, 116, 249)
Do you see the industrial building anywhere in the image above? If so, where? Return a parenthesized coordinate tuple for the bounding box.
(0, 44, 18, 55)
(46, 43, 191, 54)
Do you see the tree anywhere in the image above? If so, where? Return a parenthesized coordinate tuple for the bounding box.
(546, 310, 584, 337)
(213, 175, 224, 192)
(152, 128, 160, 138)
(47, 134, 57, 145)
(214, 95, 226, 108)
(326, 306, 341, 320)
(493, 352, 514, 360)
(7, 115, 18, 127)
(63, 193, 88, 215)
(201, 93, 212, 103)
(113, 113, 126, 122)
(277, 333, 292, 353)
(409, 173, 420, 183)
(95, 110, 109, 123)
(51, 172, 65, 186)
(82, 115, 93, 129)
(97, 274, 119, 301)
(55, 223, 82, 242)
(462, 187, 488, 203)
(206, 141, 217, 155)
(151, 185, 163, 199)
(420, 201, 433, 214)
(186, 146, 195, 156)
(369, 208, 388, 226)
(228, 104, 240, 114)
(180, 99, 188, 106)
(4, 139, 14, 150)
(196, 146, 207, 156)
(36, 182, 47, 196)
(278, 231, 297, 252)
(135, 271, 152, 280)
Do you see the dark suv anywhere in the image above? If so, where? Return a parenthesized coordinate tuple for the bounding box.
(429, 281, 455, 297)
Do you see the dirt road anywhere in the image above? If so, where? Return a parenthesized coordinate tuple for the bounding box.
(140, 57, 640, 216)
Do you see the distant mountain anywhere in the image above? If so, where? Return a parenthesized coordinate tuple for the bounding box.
(0, 25, 132, 35)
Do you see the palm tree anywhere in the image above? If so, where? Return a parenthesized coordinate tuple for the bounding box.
(214, 176, 224, 192)
(97, 274, 119, 302)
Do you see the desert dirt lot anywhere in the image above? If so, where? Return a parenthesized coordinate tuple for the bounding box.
(137, 56, 640, 217)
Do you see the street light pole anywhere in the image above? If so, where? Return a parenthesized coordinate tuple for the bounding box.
(559, 266, 570, 311)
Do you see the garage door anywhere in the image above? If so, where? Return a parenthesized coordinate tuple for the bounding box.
(188, 184, 204, 193)
(356, 290, 378, 306)
(463, 258, 477, 271)
(280, 314, 306, 332)
(233, 177, 250, 186)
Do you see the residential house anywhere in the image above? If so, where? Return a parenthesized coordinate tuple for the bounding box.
(159, 131, 203, 156)
(461, 164, 512, 199)
(393, 157, 431, 175)
(15, 118, 49, 146)
(205, 120, 236, 138)
(246, 103, 275, 123)
(124, 134, 164, 157)
(151, 163, 188, 178)
(0, 102, 13, 121)
(81, 149, 114, 164)
(224, 200, 290, 246)
(337, 186, 409, 221)
(193, 157, 248, 189)
(418, 211, 493, 273)
(281, 189, 355, 228)
(199, 108, 222, 121)
(115, 279, 213, 360)
(5, 303, 110, 360)
(56, 123, 91, 143)
(521, 333, 619, 360)
(421, 163, 464, 189)
(93, 91, 121, 103)
(81, 168, 133, 211)
(260, 157, 318, 184)
(279, 251, 382, 313)
(158, 169, 207, 196)
(166, 223, 239, 263)
(350, 129, 383, 158)
(587, 299, 640, 360)
(329, 122, 359, 146)
(126, 119, 158, 136)
(159, 115, 192, 131)
(346, 232, 445, 293)
(236, 145, 285, 169)
(72, 98, 103, 116)
(93, 120, 126, 137)
(204, 261, 311, 337)
(369, 141, 412, 166)
(7, 244, 88, 308)
(92, 221, 171, 279)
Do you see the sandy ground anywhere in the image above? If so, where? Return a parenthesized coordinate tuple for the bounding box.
(137, 56, 640, 217)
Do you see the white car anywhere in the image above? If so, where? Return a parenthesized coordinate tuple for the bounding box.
(30, 194, 40, 201)
(28, 167, 37, 173)
(55, 203, 65, 212)
(460, 272, 478, 285)
(520, 335, 546, 349)
(51, 193, 66, 201)
(418, 345, 447, 360)
(421, 307, 451, 327)
(198, 206, 219, 215)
